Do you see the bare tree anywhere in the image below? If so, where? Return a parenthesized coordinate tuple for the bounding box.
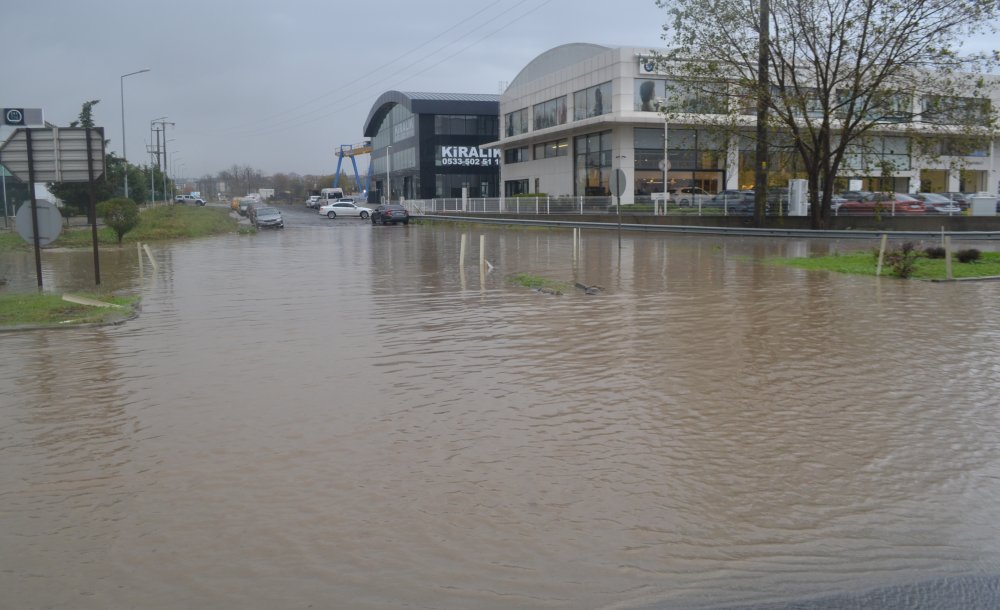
(656, 0, 999, 228)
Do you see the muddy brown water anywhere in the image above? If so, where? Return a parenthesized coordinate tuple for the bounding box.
(3, 212, 1000, 609)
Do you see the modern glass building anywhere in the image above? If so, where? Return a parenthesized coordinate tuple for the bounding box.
(363, 91, 500, 201)
(491, 43, 998, 203)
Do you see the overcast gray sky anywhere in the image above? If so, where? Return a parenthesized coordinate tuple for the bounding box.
(3, 1, 996, 180)
(1, 0, 668, 178)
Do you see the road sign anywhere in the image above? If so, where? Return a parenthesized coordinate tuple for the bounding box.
(15, 199, 63, 246)
(3, 108, 43, 126)
(610, 168, 627, 197)
(0, 127, 105, 183)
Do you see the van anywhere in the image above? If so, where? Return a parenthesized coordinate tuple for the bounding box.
(320, 187, 344, 201)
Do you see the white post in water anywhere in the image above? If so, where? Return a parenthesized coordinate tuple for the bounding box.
(460, 234, 467, 269)
(479, 235, 486, 274)
(143, 243, 158, 271)
(137, 242, 144, 279)
(945, 236, 953, 280)
(876, 233, 888, 276)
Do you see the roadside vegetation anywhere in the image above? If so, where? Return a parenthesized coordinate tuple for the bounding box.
(773, 244, 1000, 279)
(507, 273, 574, 294)
(0, 293, 140, 328)
(0, 205, 238, 252)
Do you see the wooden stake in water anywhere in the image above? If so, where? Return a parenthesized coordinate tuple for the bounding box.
(460, 234, 467, 269)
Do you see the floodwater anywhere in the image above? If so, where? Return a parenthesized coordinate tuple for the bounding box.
(3, 211, 1000, 610)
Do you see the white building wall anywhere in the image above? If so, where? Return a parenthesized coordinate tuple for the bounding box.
(497, 43, 1000, 202)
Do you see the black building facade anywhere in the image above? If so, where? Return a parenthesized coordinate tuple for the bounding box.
(363, 91, 500, 201)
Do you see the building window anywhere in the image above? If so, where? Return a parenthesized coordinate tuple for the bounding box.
(635, 79, 666, 112)
(921, 95, 991, 125)
(504, 146, 530, 164)
(573, 82, 611, 121)
(843, 136, 912, 172)
(532, 139, 569, 160)
(435, 115, 499, 137)
(505, 179, 530, 197)
(574, 130, 612, 196)
(663, 80, 728, 114)
(532, 96, 568, 130)
(505, 108, 529, 137)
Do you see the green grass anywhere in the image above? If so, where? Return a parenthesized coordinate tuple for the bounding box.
(772, 249, 1000, 279)
(0, 206, 238, 251)
(507, 273, 573, 294)
(0, 292, 140, 328)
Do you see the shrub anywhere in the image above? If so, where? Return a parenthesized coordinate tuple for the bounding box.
(884, 241, 918, 278)
(96, 197, 140, 244)
(924, 246, 947, 259)
(956, 248, 982, 263)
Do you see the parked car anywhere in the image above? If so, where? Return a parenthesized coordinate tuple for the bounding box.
(704, 190, 756, 214)
(175, 194, 206, 205)
(371, 204, 410, 225)
(252, 206, 284, 229)
(837, 192, 926, 215)
(942, 192, 974, 210)
(670, 187, 711, 206)
(914, 193, 962, 214)
(305, 195, 321, 208)
(319, 199, 373, 219)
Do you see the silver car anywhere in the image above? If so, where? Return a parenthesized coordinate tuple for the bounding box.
(253, 206, 284, 229)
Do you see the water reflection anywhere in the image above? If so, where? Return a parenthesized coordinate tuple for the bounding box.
(2, 222, 1000, 609)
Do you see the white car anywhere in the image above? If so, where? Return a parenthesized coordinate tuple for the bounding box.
(305, 195, 321, 208)
(319, 199, 373, 219)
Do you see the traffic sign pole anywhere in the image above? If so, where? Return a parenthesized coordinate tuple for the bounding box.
(86, 127, 102, 285)
(26, 129, 43, 288)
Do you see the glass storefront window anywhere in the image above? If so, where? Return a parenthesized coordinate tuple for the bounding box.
(533, 97, 568, 130)
(505, 108, 529, 137)
(573, 82, 611, 121)
(635, 79, 666, 111)
(574, 130, 612, 196)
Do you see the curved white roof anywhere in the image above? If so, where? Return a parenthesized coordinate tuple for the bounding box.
(508, 43, 613, 90)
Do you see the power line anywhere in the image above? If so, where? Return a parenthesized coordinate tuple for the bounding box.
(218, 0, 546, 140)
(215, 1, 517, 136)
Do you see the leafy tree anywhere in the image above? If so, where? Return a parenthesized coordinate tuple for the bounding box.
(97, 197, 140, 243)
(656, 0, 999, 228)
(69, 99, 100, 128)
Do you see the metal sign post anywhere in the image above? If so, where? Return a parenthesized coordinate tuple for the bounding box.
(0, 126, 106, 288)
(611, 167, 626, 250)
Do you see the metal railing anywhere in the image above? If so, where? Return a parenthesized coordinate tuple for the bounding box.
(402, 195, 992, 218)
(406, 195, 777, 217)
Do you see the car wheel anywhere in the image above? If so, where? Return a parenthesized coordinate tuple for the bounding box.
(360, 211, 369, 219)
(327, 211, 336, 219)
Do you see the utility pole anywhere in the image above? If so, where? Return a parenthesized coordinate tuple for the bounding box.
(152, 119, 174, 201)
(754, 0, 770, 226)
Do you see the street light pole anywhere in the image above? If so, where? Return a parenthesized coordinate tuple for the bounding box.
(386, 145, 392, 203)
(120, 68, 150, 200)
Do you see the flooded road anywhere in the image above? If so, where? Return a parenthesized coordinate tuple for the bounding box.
(3, 206, 1000, 609)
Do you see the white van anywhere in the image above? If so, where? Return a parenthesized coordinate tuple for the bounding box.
(320, 187, 344, 201)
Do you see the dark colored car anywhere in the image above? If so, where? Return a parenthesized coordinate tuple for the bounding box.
(371, 204, 410, 225)
(253, 206, 284, 229)
(705, 190, 757, 215)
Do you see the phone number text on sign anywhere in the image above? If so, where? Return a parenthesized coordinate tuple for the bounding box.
(440, 158, 498, 167)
